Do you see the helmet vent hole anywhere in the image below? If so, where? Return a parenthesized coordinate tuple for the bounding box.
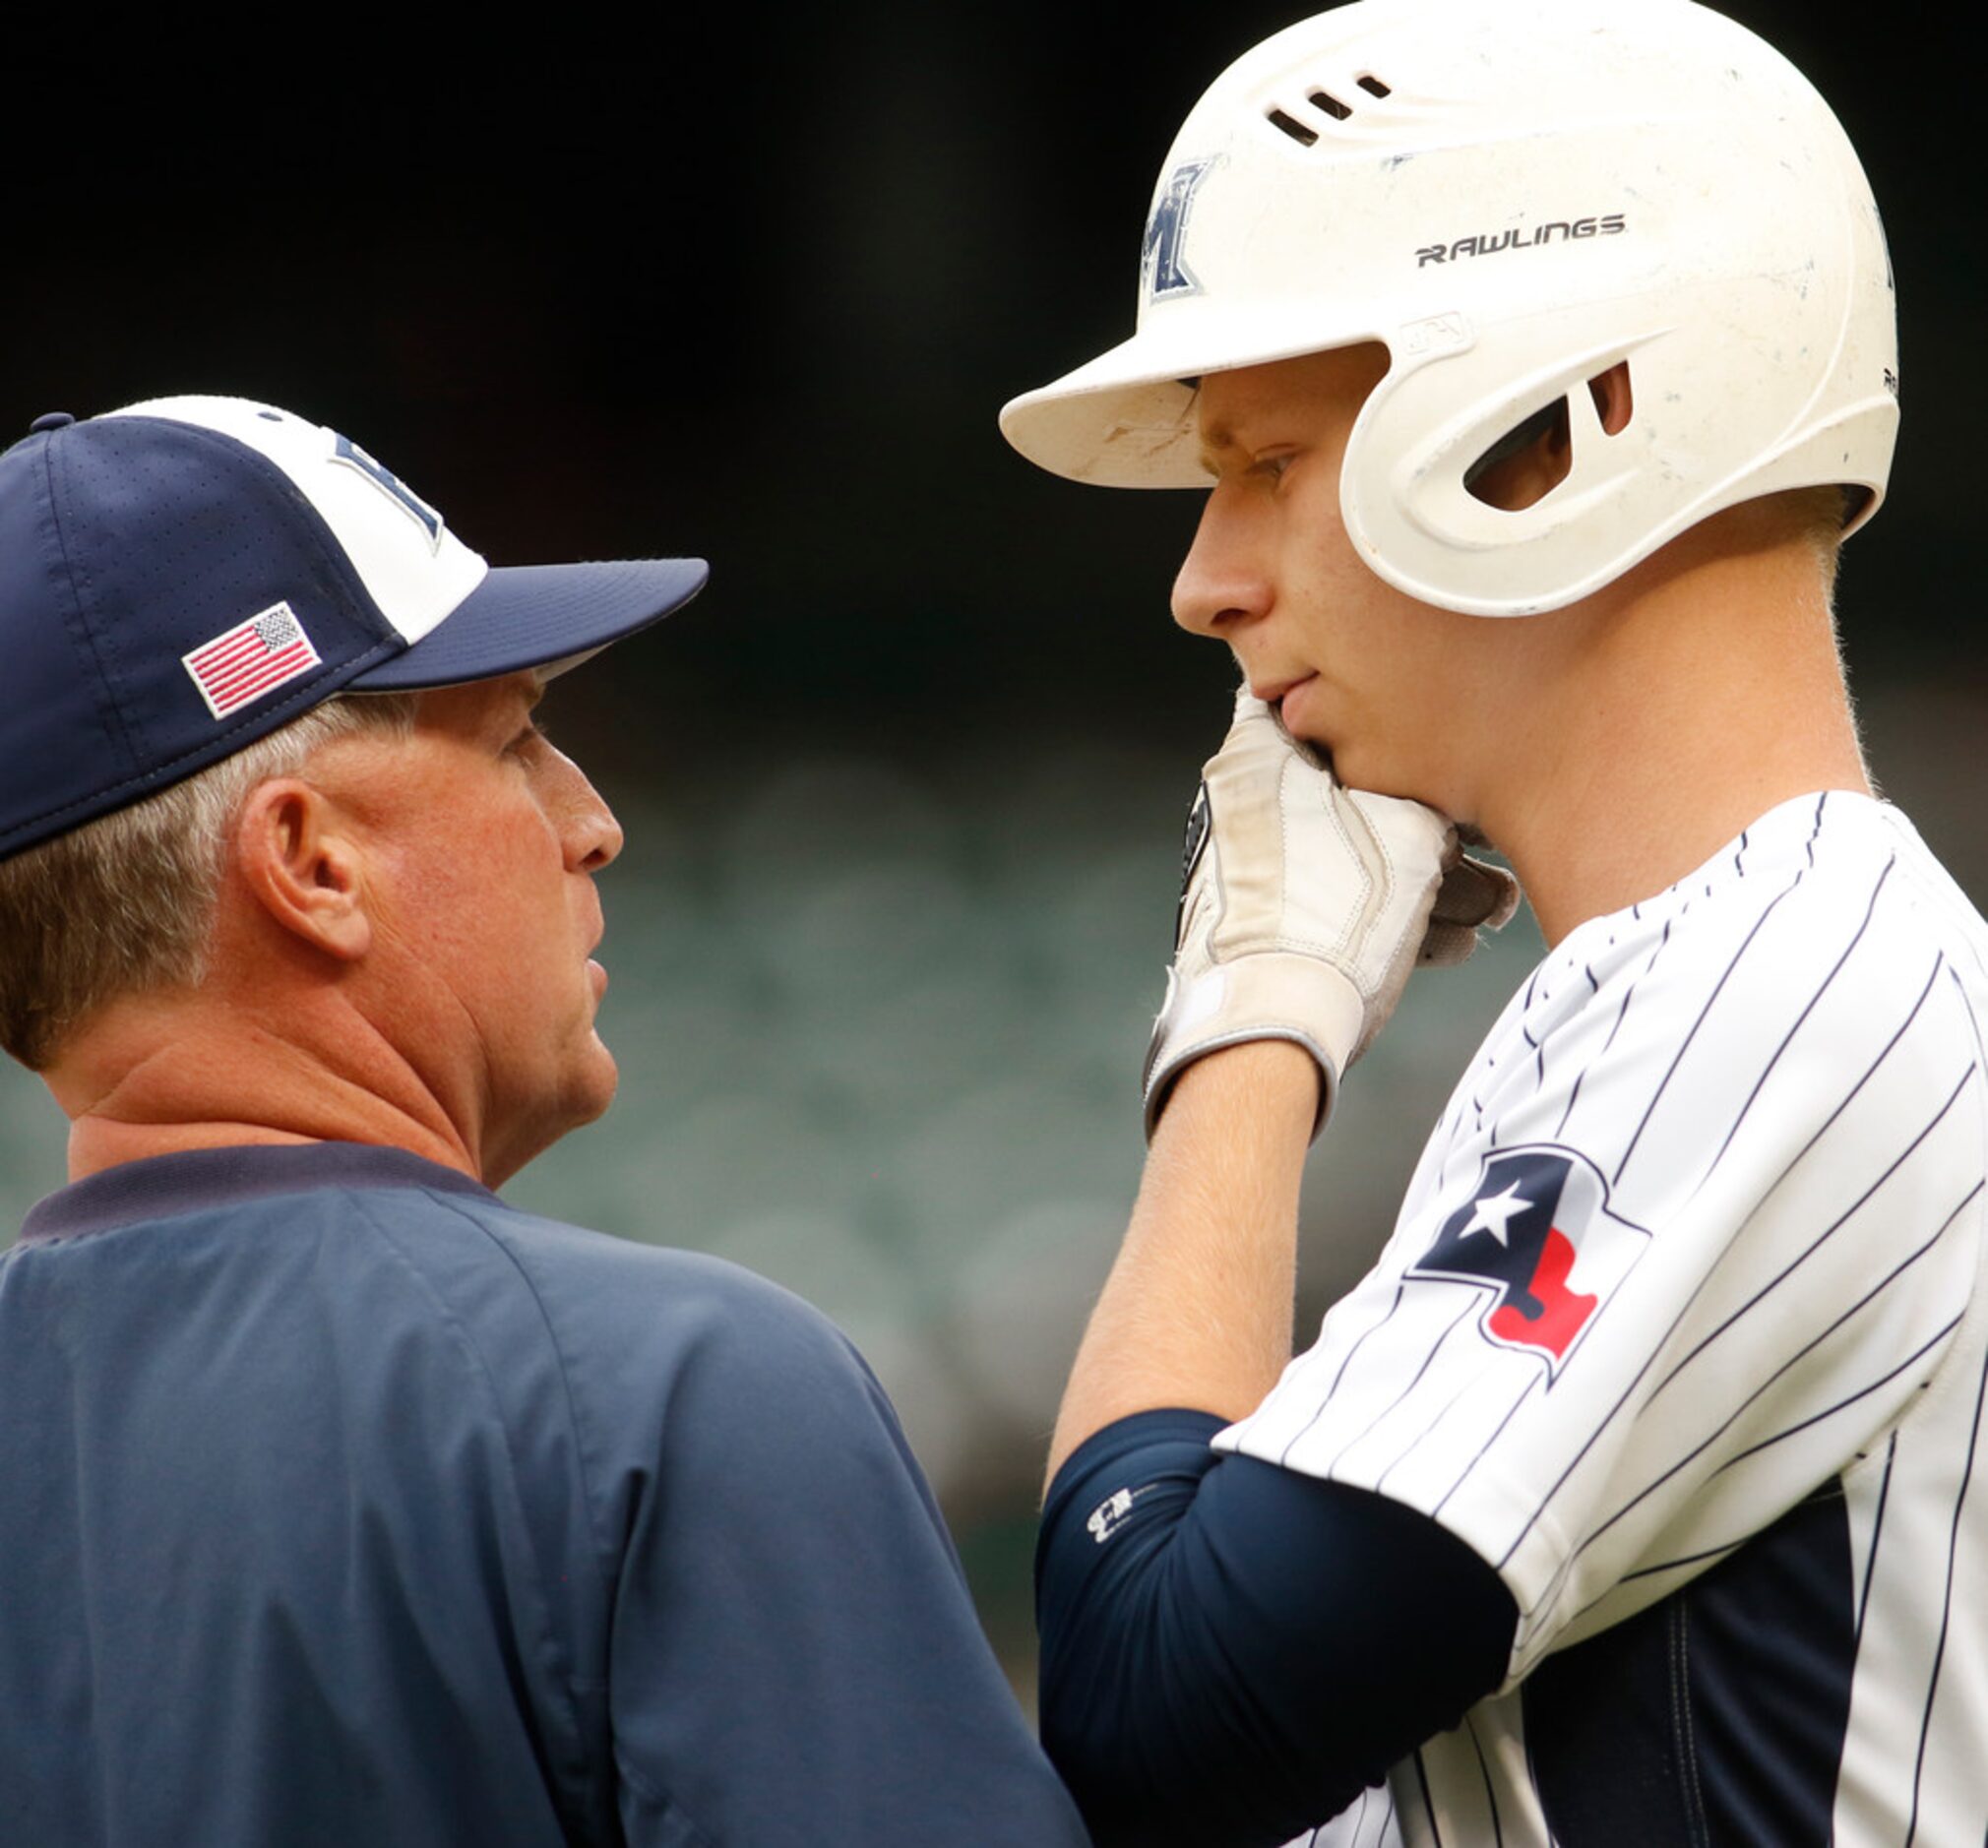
(1307, 88, 1353, 121)
(1267, 108, 1321, 147)
(1357, 74, 1392, 97)
(1464, 399, 1573, 511)
(1588, 361, 1634, 435)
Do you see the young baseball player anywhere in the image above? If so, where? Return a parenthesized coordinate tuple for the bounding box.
(1003, 2, 1988, 1843)
(0, 400, 1090, 1845)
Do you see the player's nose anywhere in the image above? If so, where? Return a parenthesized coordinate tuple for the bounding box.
(1171, 485, 1273, 639)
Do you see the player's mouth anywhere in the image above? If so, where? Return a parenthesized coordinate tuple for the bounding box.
(1251, 671, 1316, 710)
(1255, 675, 1336, 771)
(1256, 673, 1320, 732)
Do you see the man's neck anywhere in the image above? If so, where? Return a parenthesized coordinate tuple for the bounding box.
(1474, 517, 1869, 947)
(48, 1001, 481, 1186)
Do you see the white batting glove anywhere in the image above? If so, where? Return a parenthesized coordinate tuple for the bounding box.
(1142, 691, 1520, 1142)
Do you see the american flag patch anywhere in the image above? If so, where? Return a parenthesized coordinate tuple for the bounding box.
(181, 601, 322, 719)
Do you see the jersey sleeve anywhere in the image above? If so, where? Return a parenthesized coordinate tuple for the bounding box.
(1218, 850, 1988, 1681)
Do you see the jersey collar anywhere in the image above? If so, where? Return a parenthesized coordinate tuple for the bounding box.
(17, 1141, 496, 1247)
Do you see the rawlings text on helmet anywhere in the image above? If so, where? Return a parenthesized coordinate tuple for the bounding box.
(1416, 215, 1627, 268)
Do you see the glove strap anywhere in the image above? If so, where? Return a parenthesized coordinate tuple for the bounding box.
(1142, 955, 1365, 1143)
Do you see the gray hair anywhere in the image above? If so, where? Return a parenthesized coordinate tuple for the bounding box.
(0, 693, 418, 1071)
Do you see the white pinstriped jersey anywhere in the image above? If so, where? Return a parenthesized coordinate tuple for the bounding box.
(1215, 792, 1988, 1846)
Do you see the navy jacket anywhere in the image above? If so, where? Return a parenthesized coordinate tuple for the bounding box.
(0, 1141, 1088, 1846)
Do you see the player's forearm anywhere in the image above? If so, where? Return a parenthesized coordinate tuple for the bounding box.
(1045, 1040, 1316, 1487)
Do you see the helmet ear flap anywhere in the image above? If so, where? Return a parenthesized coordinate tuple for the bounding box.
(1341, 327, 1662, 616)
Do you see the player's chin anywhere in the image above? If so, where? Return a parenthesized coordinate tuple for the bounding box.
(1321, 735, 1460, 814)
(1275, 713, 1337, 774)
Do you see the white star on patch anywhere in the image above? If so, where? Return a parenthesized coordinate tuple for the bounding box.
(1460, 1182, 1531, 1246)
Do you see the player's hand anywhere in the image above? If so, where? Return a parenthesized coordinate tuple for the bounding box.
(1143, 690, 1519, 1141)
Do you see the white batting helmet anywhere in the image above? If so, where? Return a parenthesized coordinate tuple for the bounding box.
(998, 0, 1897, 617)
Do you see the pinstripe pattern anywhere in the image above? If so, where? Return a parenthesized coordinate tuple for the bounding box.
(1302, 1780, 1403, 1848)
(1239, 795, 1988, 1847)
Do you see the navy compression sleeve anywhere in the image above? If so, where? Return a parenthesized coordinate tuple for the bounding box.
(1036, 1410, 1519, 1847)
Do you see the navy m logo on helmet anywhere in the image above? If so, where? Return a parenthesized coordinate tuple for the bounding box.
(1141, 158, 1215, 301)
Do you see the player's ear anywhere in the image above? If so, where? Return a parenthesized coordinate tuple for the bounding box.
(1587, 360, 1632, 437)
(232, 778, 373, 962)
(1463, 363, 1631, 513)
(1464, 400, 1571, 512)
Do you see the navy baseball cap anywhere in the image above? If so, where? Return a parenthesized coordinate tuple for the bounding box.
(0, 395, 710, 860)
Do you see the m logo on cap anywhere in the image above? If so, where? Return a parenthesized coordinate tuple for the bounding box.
(331, 433, 445, 549)
(1407, 1145, 1648, 1380)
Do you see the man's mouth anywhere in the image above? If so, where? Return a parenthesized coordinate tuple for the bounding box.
(1249, 673, 1315, 708)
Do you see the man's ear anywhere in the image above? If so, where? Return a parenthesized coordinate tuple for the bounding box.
(232, 779, 373, 962)
(1464, 399, 1572, 511)
(1465, 360, 1634, 512)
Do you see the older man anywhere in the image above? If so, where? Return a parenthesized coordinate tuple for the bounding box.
(1002, 3, 1988, 1845)
(0, 399, 1088, 1846)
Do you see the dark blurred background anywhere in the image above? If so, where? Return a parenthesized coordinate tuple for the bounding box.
(2, 1, 1975, 1703)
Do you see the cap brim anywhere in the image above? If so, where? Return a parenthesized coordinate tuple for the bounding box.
(347, 556, 710, 692)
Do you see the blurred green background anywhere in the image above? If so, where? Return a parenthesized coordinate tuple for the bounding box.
(2, 1, 1975, 1703)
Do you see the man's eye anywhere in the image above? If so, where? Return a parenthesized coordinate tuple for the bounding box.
(1252, 452, 1296, 483)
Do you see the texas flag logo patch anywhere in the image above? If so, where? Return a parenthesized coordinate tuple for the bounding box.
(1407, 1146, 1647, 1380)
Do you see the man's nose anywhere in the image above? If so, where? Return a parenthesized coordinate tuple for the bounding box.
(554, 751, 624, 872)
(1170, 485, 1273, 639)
